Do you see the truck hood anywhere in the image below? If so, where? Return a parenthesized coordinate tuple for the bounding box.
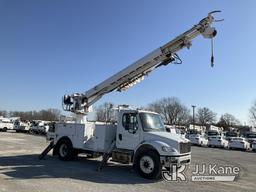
(143, 131, 189, 149)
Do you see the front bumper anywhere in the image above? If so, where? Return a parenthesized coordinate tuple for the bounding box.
(209, 141, 225, 147)
(190, 140, 201, 145)
(160, 153, 191, 167)
(229, 143, 246, 149)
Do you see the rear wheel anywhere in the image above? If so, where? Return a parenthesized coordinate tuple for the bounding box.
(3, 127, 7, 132)
(135, 150, 161, 179)
(56, 138, 77, 161)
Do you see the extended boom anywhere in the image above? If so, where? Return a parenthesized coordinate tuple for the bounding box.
(63, 11, 221, 115)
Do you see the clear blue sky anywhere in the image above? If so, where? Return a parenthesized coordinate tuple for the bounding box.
(0, 0, 255, 124)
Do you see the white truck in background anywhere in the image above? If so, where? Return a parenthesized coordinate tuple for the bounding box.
(14, 120, 30, 133)
(188, 124, 206, 135)
(44, 11, 221, 179)
(30, 120, 50, 135)
(186, 125, 207, 145)
(207, 125, 223, 137)
(0, 118, 14, 132)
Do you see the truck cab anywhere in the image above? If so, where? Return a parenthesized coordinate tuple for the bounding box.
(48, 108, 191, 179)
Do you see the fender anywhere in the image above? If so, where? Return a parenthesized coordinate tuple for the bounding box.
(133, 140, 178, 163)
(54, 136, 72, 146)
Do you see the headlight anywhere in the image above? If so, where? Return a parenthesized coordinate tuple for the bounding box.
(162, 146, 176, 152)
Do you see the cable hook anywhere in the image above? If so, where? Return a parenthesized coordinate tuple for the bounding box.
(211, 38, 214, 67)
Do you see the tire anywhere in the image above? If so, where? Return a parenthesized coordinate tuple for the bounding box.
(56, 138, 77, 161)
(135, 150, 161, 179)
(3, 127, 7, 132)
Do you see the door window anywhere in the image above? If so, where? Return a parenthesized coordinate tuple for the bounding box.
(122, 113, 138, 131)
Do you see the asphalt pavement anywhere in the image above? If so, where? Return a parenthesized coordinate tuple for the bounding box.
(0, 132, 255, 192)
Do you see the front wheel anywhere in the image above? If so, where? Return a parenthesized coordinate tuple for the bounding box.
(56, 138, 77, 161)
(135, 150, 161, 179)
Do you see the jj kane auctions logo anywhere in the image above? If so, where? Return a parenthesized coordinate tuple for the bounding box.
(162, 164, 240, 182)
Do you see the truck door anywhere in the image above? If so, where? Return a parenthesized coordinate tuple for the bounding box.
(116, 112, 141, 150)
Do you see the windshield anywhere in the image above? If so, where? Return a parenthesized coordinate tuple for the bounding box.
(246, 133, 256, 138)
(188, 129, 201, 135)
(207, 131, 220, 136)
(226, 132, 238, 137)
(232, 137, 242, 141)
(139, 112, 165, 132)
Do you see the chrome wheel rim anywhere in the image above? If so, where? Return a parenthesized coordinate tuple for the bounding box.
(59, 144, 68, 157)
(140, 155, 154, 174)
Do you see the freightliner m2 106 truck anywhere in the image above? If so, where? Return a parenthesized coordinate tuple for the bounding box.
(45, 11, 221, 179)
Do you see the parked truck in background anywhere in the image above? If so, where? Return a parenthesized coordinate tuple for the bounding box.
(243, 132, 256, 148)
(14, 120, 30, 133)
(30, 120, 50, 135)
(0, 118, 14, 132)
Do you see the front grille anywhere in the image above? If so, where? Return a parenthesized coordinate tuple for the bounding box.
(179, 142, 191, 153)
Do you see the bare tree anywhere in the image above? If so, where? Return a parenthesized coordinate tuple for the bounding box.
(9, 108, 61, 121)
(217, 113, 241, 130)
(196, 107, 217, 126)
(0, 110, 8, 117)
(39, 108, 61, 121)
(249, 100, 256, 125)
(148, 97, 190, 125)
(95, 102, 114, 122)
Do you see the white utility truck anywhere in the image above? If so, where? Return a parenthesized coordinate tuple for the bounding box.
(243, 132, 256, 148)
(13, 118, 31, 133)
(44, 11, 222, 179)
(30, 120, 50, 135)
(0, 118, 14, 132)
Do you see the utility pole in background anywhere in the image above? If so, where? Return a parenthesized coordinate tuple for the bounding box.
(192, 105, 196, 130)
